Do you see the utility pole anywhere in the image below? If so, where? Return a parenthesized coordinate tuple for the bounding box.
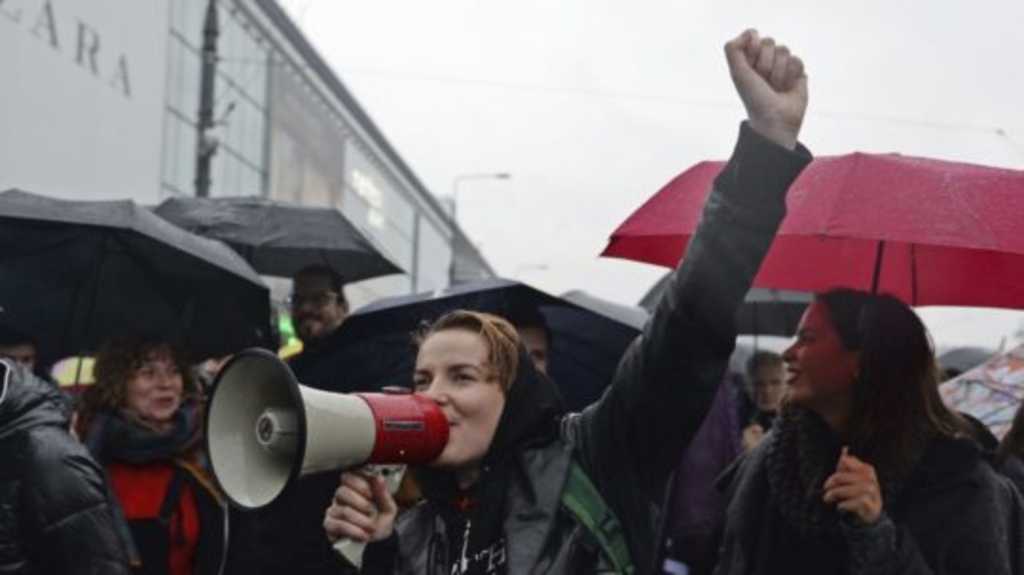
(195, 0, 220, 198)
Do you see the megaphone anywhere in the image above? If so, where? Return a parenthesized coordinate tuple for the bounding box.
(205, 348, 449, 510)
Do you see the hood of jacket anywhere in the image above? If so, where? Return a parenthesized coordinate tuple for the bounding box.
(0, 360, 67, 440)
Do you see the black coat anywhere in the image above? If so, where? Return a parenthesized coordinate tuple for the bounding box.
(715, 433, 1024, 575)
(244, 337, 359, 575)
(1000, 455, 1024, 498)
(0, 361, 130, 574)
(366, 121, 813, 574)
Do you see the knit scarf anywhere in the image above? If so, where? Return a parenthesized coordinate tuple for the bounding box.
(764, 405, 918, 539)
(84, 401, 204, 465)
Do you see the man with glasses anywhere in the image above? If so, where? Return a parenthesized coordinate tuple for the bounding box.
(289, 265, 350, 351)
(251, 265, 358, 575)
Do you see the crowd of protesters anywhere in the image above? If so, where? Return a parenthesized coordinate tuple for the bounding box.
(3, 28, 1024, 575)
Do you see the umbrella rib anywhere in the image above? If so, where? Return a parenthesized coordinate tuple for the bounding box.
(910, 243, 919, 306)
(870, 241, 886, 294)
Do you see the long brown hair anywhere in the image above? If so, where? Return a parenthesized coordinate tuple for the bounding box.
(816, 289, 968, 476)
(74, 337, 197, 437)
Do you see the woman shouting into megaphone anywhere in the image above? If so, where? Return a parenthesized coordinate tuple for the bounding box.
(324, 29, 812, 574)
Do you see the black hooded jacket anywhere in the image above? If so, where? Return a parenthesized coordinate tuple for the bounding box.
(360, 122, 813, 574)
(0, 361, 130, 574)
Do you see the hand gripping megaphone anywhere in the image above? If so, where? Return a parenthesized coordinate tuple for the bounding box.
(204, 349, 449, 565)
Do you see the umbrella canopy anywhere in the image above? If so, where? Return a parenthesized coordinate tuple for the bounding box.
(320, 279, 641, 411)
(153, 195, 403, 280)
(0, 189, 270, 362)
(640, 273, 809, 337)
(560, 289, 649, 330)
(604, 154, 1024, 308)
(940, 344, 1024, 439)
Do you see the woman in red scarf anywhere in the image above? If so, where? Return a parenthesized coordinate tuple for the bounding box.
(75, 337, 232, 575)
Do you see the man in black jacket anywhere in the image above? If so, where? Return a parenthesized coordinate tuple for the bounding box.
(0, 360, 130, 574)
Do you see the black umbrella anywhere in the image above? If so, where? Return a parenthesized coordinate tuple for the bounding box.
(153, 195, 403, 280)
(310, 279, 641, 411)
(0, 189, 271, 363)
(561, 289, 649, 330)
(640, 272, 810, 337)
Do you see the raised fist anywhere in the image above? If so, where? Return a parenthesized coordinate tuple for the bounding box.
(725, 29, 809, 150)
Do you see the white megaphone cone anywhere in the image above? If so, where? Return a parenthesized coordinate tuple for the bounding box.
(205, 349, 449, 509)
(204, 349, 449, 566)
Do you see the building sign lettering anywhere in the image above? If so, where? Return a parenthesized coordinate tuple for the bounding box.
(1, 0, 131, 98)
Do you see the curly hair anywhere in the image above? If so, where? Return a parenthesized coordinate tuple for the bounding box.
(415, 310, 520, 392)
(74, 337, 197, 436)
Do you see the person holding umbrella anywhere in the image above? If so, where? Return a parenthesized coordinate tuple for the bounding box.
(323, 28, 812, 573)
(289, 265, 352, 352)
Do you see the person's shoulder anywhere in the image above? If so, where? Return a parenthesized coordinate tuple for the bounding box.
(912, 436, 1012, 502)
(17, 426, 110, 530)
(21, 423, 87, 463)
(999, 454, 1024, 492)
(20, 425, 106, 492)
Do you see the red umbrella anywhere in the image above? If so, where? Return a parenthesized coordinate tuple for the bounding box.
(603, 153, 1024, 309)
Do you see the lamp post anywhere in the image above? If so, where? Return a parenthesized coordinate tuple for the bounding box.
(195, 0, 220, 198)
(448, 172, 511, 285)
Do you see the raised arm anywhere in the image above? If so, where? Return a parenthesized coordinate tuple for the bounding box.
(571, 30, 812, 497)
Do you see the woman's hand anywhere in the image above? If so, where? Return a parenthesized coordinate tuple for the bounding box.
(323, 471, 399, 544)
(823, 447, 883, 525)
(741, 423, 766, 453)
(724, 29, 809, 150)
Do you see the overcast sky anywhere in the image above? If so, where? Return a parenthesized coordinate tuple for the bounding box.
(280, 0, 1024, 351)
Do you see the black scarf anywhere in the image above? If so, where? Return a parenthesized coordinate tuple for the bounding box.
(414, 349, 565, 574)
(84, 400, 204, 465)
(764, 405, 918, 539)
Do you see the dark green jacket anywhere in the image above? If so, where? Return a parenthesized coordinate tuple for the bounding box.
(377, 122, 812, 574)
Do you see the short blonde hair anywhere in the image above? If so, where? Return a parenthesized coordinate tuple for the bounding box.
(416, 310, 520, 392)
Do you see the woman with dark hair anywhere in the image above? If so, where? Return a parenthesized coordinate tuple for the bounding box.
(998, 403, 1024, 494)
(74, 338, 233, 575)
(714, 289, 1024, 574)
(323, 29, 815, 574)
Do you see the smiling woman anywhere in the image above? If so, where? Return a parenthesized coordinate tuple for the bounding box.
(714, 289, 1024, 574)
(74, 338, 239, 575)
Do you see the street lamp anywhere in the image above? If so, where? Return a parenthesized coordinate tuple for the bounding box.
(448, 172, 511, 285)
